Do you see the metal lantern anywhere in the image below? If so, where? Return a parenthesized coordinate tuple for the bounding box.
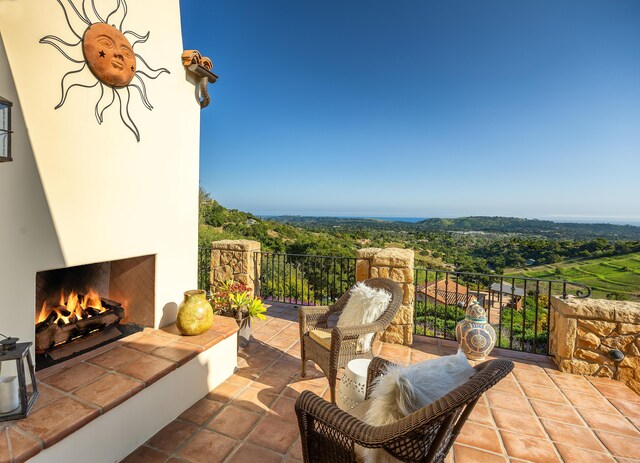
(0, 97, 12, 162)
(0, 336, 38, 422)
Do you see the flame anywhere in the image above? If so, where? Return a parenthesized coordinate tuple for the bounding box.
(36, 288, 108, 325)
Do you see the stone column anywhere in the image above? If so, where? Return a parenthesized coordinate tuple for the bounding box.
(355, 247, 415, 346)
(549, 296, 640, 394)
(210, 240, 261, 296)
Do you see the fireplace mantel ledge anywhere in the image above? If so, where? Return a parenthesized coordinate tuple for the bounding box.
(0, 316, 239, 463)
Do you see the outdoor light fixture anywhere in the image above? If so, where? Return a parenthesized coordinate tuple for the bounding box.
(0, 97, 12, 163)
(0, 334, 39, 422)
(182, 50, 218, 109)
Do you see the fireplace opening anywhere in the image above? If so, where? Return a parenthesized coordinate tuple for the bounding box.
(35, 255, 155, 370)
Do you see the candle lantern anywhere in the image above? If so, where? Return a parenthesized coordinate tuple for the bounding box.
(0, 336, 38, 422)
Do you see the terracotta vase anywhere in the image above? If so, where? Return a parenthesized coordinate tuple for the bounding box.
(176, 290, 214, 336)
(455, 301, 496, 360)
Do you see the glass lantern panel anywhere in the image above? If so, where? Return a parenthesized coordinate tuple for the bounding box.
(0, 102, 9, 160)
(0, 103, 8, 132)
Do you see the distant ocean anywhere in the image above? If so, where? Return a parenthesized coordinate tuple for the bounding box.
(261, 215, 640, 226)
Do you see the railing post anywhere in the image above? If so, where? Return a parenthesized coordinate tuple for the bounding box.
(210, 240, 261, 297)
(356, 247, 415, 346)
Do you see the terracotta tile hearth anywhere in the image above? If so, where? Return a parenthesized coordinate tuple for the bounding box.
(0, 316, 238, 463)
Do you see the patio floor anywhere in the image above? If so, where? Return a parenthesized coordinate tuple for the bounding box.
(125, 302, 640, 463)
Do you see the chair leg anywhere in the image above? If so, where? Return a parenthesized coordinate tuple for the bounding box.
(301, 359, 307, 378)
(329, 371, 337, 404)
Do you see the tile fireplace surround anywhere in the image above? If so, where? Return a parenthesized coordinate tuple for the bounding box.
(0, 317, 238, 463)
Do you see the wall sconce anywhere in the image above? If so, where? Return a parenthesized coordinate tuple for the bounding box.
(0, 335, 39, 421)
(0, 97, 12, 163)
(182, 50, 218, 109)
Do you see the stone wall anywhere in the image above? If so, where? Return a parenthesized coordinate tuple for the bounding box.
(549, 296, 640, 395)
(356, 247, 414, 346)
(210, 240, 261, 296)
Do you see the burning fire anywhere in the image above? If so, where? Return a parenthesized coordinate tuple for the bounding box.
(36, 289, 107, 325)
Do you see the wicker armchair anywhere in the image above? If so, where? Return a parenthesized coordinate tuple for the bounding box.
(295, 357, 514, 463)
(299, 278, 403, 403)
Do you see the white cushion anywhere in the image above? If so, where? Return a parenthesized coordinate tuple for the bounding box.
(337, 283, 392, 353)
(360, 350, 475, 462)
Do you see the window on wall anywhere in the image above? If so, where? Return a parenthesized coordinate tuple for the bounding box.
(0, 97, 12, 162)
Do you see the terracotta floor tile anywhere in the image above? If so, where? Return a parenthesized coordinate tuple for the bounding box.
(41, 362, 106, 392)
(550, 374, 598, 394)
(269, 396, 298, 423)
(563, 390, 620, 414)
(468, 403, 494, 426)
(492, 408, 546, 437)
(125, 333, 174, 354)
(490, 379, 523, 396)
(499, 430, 562, 463)
(485, 390, 533, 414)
(17, 396, 100, 447)
(207, 381, 247, 403)
(457, 423, 503, 454)
(609, 399, 640, 419)
(596, 430, 640, 459)
(519, 383, 570, 404)
(179, 398, 223, 425)
(246, 416, 299, 453)
(4, 428, 41, 463)
(579, 408, 640, 437)
(554, 443, 615, 463)
(86, 346, 144, 370)
(269, 360, 302, 378)
(146, 419, 198, 453)
(512, 369, 555, 387)
(251, 372, 292, 393)
(226, 443, 283, 463)
(288, 438, 303, 460)
(177, 429, 237, 463)
(233, 387, 279, 413)
(121, 445, 168, 463)
(283, 381, 326, 399)
(540, 419, 607, 452)
(591, 381, 640, 403)
(226, 373, 255, 387)
(207, 405, 262, 439)
(150, 340, 202, 366)
(115, 353, 176, 386)
(73, 373, 144, 412)
(529, 399, 584, 426)
(452, 444, 507, 463)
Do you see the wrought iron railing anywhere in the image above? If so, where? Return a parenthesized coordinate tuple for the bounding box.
(254, 252, 357, 306)
(414, 268, 591, 355)
(197, 246, 212, 292)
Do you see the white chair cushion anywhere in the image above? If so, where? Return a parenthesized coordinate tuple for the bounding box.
(359, 350, 475, 462)
(337, 283, 392, 353)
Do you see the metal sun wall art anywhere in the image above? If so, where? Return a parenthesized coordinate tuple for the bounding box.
(40, 0, 170, 142)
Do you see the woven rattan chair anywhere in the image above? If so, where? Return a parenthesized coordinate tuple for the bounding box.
(299, 278, 403, 404)
(295, 357, 514, 463)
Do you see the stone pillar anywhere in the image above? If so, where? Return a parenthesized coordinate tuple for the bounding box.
(549, 296, 640, 395)
(355, 247, 414, 346)
(210, 240, 261, 296)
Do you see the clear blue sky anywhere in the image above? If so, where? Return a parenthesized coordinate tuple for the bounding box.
(180, 1, 640, 221)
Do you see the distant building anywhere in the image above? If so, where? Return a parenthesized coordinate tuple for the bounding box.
(525, 259, 536, 266)
(416, 280, 483, 306)
(489, 282, 524, 309)
(247, 218, 257, 225)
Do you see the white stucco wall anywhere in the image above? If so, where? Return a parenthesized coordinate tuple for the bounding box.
(0, 0, 202, 348)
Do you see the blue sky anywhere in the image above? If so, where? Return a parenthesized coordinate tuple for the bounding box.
(180, 1, 640, 221)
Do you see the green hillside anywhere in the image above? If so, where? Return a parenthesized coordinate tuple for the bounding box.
(505, 253, 640, 301)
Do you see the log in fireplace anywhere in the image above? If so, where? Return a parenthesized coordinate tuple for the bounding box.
(35, 255, 155, 370)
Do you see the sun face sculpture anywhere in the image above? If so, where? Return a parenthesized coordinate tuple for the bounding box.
(40, 0, 170, 142)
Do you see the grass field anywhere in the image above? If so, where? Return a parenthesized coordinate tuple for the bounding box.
(506, 252, 640, 301)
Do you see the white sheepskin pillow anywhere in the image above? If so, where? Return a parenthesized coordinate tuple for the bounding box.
(360, 350, 475, 463)
(337, 283, 392, 353)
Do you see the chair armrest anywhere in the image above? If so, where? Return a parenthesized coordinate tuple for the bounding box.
(365, 357, 394, 399)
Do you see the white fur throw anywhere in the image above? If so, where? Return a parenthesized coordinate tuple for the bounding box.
(337, 283, 392, 353)
(360, 350, 475, 463)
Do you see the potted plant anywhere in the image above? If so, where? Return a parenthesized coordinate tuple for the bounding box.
(211, 280, 267, 347)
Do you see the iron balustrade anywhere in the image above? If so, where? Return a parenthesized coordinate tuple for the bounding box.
(254, 252, 356, 306)
(414, 268, 591, 355)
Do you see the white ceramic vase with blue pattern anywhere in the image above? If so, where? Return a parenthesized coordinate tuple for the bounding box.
(455, 300, 496, 361)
